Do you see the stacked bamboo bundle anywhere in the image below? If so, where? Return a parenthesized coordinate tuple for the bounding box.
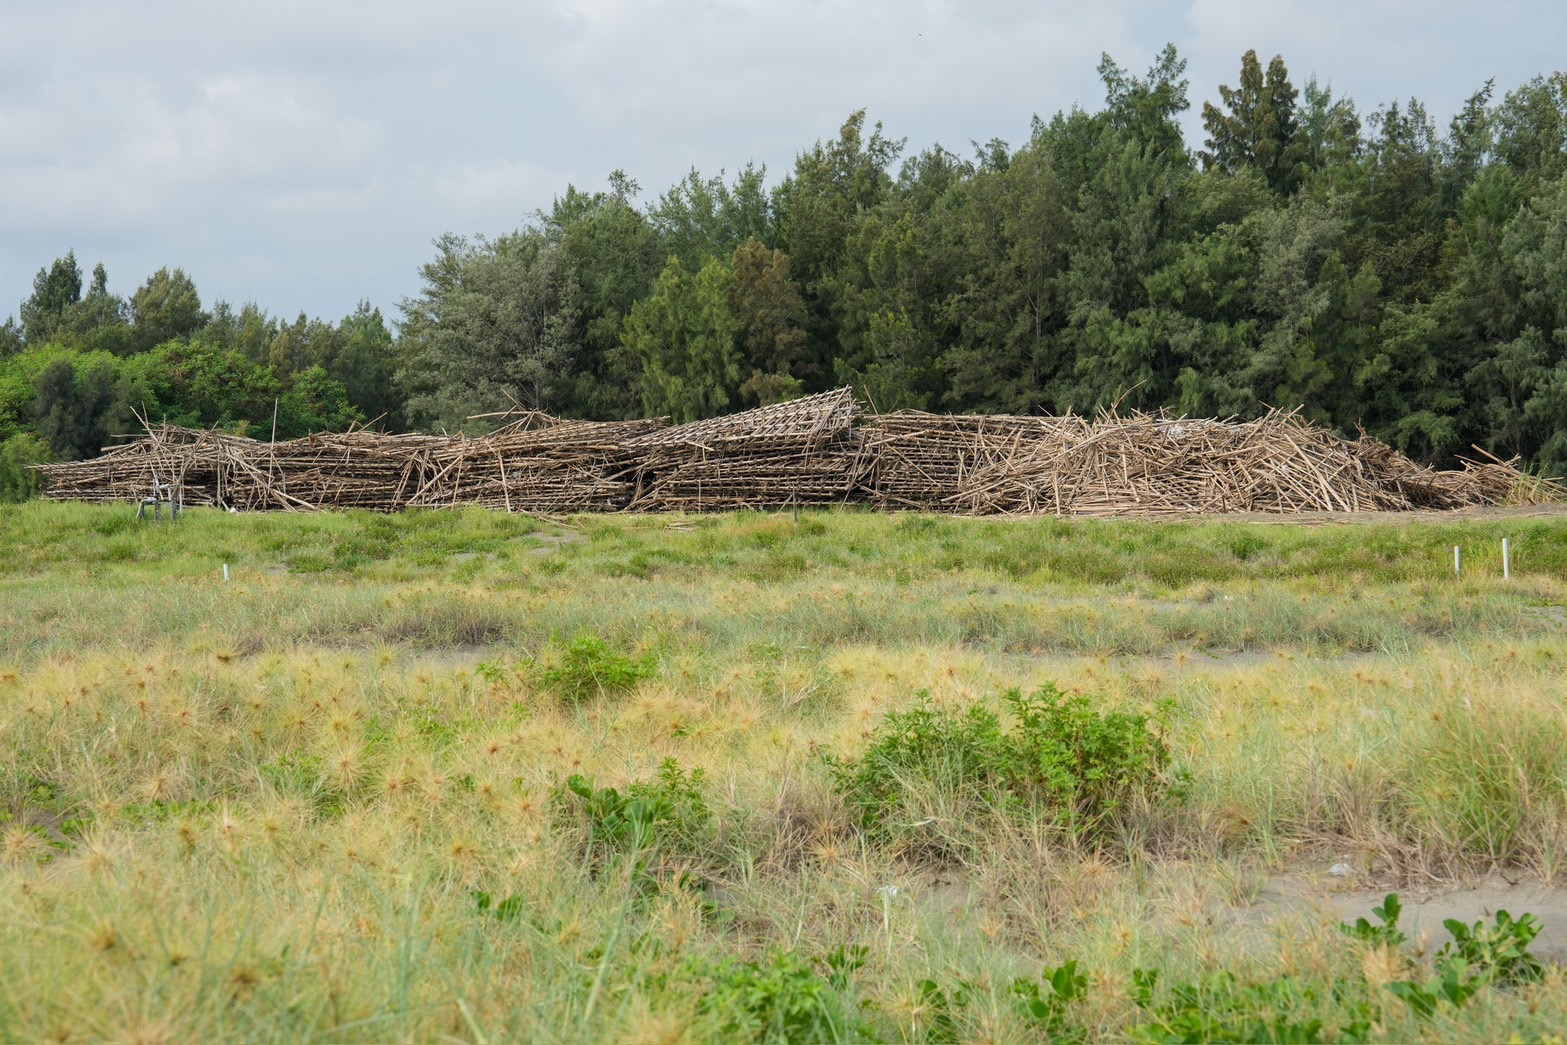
(861, 412, 1092, 511)
(405, 415, 661, 512)
(36, 425, 235, 508)
(33, 416, 663, 514)
(626, 388, 869, 511)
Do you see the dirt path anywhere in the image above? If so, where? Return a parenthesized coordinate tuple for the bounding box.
(1252, 873, 1567, 957)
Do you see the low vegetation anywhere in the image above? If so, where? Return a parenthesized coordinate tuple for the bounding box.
(1, 501, 1565, 1040)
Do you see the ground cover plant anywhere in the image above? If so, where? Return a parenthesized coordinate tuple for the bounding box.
(1, 501, 1566, 1041)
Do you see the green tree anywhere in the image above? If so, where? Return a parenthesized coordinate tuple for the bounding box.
(772, 111, 906, 377)
(727, 238, 812, 400)
(0, 318, 23, 358)
(621, 256, 742, 421)
(649, 164, 774, 273)
(276, 365, 364, 437)
(1492, 73, 1567, 183)
(939, 140, 1071, 412)
(331, 301, 400, 426)
(1200, 50, 1307, 195)
(130, 267, 206, 354)
(1453, 176, 1567, 470)
(398, 231, 580, 429)
(61, 263, 133, 356)
(30, 354, 141, 461)
(203, 301, 283, 363)
(19, 251, 83, 346)
(544, 174, 665, 418)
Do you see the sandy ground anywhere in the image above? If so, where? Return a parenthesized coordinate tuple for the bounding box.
(1247, 873, 1567, 958)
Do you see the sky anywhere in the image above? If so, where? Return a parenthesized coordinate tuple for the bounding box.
(3, 0, 1564, 330)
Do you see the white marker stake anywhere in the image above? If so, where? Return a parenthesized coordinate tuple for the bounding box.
(1503, 538, 1511, 580)
(1454, 546, 1461, 577)
(223, 563, 230, 582)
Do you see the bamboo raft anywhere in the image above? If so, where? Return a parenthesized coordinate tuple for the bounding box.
(32, 394, 1559, 516)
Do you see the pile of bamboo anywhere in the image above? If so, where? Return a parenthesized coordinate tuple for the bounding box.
(31, 395, 1558, 516)
(627, 388, 869, 511)
(867, 408, 1557, 516)
(33, 416, 663, 514)
(861, 412, 1092, 511)
(405, 415, 661, 512)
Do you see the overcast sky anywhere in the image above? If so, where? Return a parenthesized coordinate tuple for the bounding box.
(4, 0, 1564, 329)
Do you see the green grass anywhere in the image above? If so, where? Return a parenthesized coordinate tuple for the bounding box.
(2, 501, 1566, 1041)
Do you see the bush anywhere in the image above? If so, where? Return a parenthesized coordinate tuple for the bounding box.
(826, 684, 1177, 851)
(0, 433, 50, 502)
(557, 758, 712, 863)
(701, 949, 857, 1044)
(536, 634, 654, 701)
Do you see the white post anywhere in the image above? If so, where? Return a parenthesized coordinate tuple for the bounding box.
(1454, 546, 1461, 577)
(223, 563, 230, 582)
(1503, 538, 1511, 580)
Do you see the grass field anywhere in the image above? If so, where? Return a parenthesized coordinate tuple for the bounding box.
(2, 502, 1566, 1042)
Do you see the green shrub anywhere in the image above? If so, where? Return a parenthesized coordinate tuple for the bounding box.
(1130, 970, 1369, 1044)
(1013, 960, 1090, 1041)
(536, 634, 654, 701)
(825, 684, 1177, 850)
(558, 758, 711, 860)
(1336, 894, 1546, 1021)
(701, 949, 855, 1044)
(1436, 908, 1545, 986)
(0, 433, 50, 503)
(1341, 894, 1406, 948)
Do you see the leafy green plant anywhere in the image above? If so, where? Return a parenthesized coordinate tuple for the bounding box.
(1012, 960, 1089, 1042)
(819, 944, 867, 991)
(470, 890, 526, 922)
(701, 949, 850, 1044)
(915, 975, 973, 1043)
(1436, 908, 1545, 986)
(1342, 893, 1407, 948)
(1131, 971, 1369, 1044)
(536, 634, 654, 701)
(558, 758, 710, 858)
(825, 684, 1177, 850)
(1386, 962, 1481, 1018)
(1377, 902, 1543, 1019)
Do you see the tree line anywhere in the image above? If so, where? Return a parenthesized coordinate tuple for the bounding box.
(6, 45, 1567, 501)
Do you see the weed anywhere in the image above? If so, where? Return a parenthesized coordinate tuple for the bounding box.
(1012, 960, 1089, 1041)
(1435, 908, 1545, 986)
(701, 949, 855, 1044)
(536, 635, 654, 701)
(1341, 893, 1406, 948)
(1131, 970, 1368, 1044)
(558, 758, 711, 859)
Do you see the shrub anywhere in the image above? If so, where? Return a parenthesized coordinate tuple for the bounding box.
(0, 433, 50, 503)
(1337, 894, 1545, 1021)
(1342, 894, 1407, 948)
(537, 634, 654, 701)
(825, 684, 1177, 851)
(557, 758, 711, 861)
(1131, 969, 1368, 1044)
(701, 949, 856, 1044)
